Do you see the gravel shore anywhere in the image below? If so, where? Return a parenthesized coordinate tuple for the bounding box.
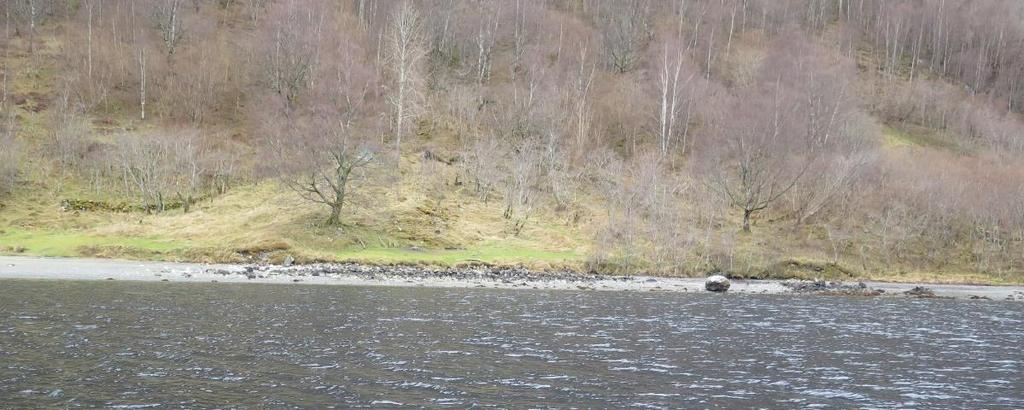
(1, 255, 1022, 301)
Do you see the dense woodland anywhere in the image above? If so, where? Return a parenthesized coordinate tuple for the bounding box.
(1, 0, 1024, 277)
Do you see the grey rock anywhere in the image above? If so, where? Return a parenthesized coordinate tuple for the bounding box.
(705, 275, 731, 292)
(282, 255, 295, 267)
(904, 286, 936, 298)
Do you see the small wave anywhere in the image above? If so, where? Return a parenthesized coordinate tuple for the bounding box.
(902, 393, 957, 400)
(629, 402, 669, 409)
(301, 363, 338, 369)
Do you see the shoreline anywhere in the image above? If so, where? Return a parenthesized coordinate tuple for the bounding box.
(1, 255, 1022, 301)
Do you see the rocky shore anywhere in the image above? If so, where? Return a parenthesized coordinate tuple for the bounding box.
(2, 255, 1023, 301)
(208, 262, 625, 285)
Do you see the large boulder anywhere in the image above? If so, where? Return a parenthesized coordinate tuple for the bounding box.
(705, 275, 731, 292)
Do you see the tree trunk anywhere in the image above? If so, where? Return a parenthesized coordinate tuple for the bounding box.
(326, 202, 342, 225)
(742, 209, 752, 232)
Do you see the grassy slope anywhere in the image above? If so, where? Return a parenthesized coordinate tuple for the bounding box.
(0, 27, 1020, 284)
(0, 178, 589, 268)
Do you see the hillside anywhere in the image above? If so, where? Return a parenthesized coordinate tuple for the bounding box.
(1, 1, 1023, 284)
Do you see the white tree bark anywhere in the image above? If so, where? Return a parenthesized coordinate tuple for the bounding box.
(386, 2, 424, 161)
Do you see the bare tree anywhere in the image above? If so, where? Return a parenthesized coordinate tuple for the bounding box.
(271, 15, 381, 225)
(0, 106, 18, 198)
(138, 46, 147, 120)
(118, 134, 171, 213)
(50, 84, 89, 191)
(471, 1, 501, 85)
(244, 0, 267, 27)
(707, 35, 863, 232)
(462, 132, 506, 202)
(171, 133, 203, 213)
(153, 0, 184, 57)
(566, 46, 596, 159)
(11, 0, 43, 55)
(653, 38, 696, 156)
(275, 117, 376, 226)
(132, 1, 149, 121)
(385, 1, 425, 160)
(259, 2, 318, 111)
(116, 132, 215, 213)
(600, 0, 652, 73)
(503, 134, 542, 235)
(84, 0, 94, 79)
(707, 82, 810, 232)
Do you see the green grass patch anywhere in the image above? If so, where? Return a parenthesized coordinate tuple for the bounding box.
(0, 228, 187, 258)
(883, 124, 963, 151)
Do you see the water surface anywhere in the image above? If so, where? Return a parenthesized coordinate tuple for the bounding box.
(0, 280, 1021, 408)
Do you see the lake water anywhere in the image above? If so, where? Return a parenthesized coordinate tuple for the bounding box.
(0, 280, 1021, 408)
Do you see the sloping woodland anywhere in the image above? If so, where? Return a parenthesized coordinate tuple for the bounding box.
(1, 0, 1023, 282)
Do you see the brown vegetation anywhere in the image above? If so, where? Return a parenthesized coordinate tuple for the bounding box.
(1, 0, 1023, 280)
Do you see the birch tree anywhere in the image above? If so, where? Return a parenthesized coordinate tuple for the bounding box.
(654, 40, 695, 156)
(154, 0, 184, 57)
(385, 2, 425, 160)
(0, 106, 18, 197)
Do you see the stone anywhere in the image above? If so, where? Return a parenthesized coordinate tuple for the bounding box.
(904, 286, 936, 298)
(705, 275, 731, 292)
(282, 255, 295, 267)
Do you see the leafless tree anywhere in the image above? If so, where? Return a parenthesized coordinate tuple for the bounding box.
(566, 46, 596, 160)
(706, 34, 866, 232)
(270, 14, 381, 225)
(471, 1, 501, 85)
(706, 82, 810, 233)
(138, 46, 147, 120)
(11, 0, 45, 55)
(50, 84, 89, 191)
(245, 0, 267, 27)
(653, 38, 696, 156)
(0, 106, 18, 197)
(385, 1, 426, 160)
(503, 135, 542, 235)
(153, 0, 184, 57)
(462, 132, 506, 202)
(257, 1, 324, 112)
(117, 134, 171, 213)
(600, 0, 651, 73)
(171, 133, 203, 213)
(115, 131, 217, 213)
(274, 116, 377, 226)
